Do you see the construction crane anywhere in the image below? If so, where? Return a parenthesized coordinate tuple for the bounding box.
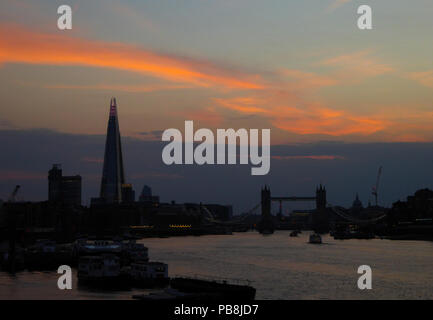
(8, 185, 20, 203)
(371, 167, 382, 207)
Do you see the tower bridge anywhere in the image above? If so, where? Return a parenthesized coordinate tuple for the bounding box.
(202, 185, 386, 235)
(258, 185, 327, 234)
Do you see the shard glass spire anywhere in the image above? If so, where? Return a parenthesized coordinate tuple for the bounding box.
(100, 97, 125, 203)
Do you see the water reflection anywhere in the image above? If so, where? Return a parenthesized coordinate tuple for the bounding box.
(1, 231, 432, 299)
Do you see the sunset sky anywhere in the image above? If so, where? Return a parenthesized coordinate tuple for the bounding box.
(1, 0, 433, 209)
(1, 0, 433, 142)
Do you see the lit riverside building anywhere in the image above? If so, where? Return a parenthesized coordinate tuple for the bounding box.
(99, 97, 127, 203)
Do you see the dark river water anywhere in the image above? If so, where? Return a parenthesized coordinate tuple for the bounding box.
(1, 231, 433, 299)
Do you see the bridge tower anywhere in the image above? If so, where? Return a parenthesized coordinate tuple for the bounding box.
(316, 184, 327, 210)
(259, 185, 274, 234)
(261, 185, 271, 217)
(313, 184, 329, 233)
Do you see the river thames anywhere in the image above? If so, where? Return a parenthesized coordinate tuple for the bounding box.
(1, 231, 432, 299)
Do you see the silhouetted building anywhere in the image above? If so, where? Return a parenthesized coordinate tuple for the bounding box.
(99, 98, 125, 203)
(351, 193, 363, 214)
(140, 185, 152, 199)
(121, 184, 135, 203)
(48, 164, 81, 206)
(389, 188, 433, 223)
(139, 185, 159, 203)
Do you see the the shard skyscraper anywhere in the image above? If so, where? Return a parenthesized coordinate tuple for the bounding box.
(99, 97, 125, 203)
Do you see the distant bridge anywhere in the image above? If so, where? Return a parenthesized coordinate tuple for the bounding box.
(328, 205, 386, 225)
(202, 186, 387, 228)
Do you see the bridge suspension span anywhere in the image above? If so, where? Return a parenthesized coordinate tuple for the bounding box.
(328, 204, 386, 224)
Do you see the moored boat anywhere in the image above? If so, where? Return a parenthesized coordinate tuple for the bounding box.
(77, 254, 124, 287)
(121, 240, 149, 263)
(74, 239, 122, 257)
(125, 261, 169, 287)
(170, 276, 256, 300)
(309, 233, 322, 244)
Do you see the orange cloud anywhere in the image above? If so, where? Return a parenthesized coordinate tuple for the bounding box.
(271, 107, 386, 136)
(213, 94, 388, 137)
(213, 97, 269, 114)
(279, 69, 337, 90)
(407, 71, 433, 88)
(44, 83, 191, 93)
(372, 108, 433, 142)
(320, 51, 393, 81)
(0, 23, 264, 90)
(207, 51, 398, 139)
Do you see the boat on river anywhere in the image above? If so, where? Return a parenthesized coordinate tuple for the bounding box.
(77, 254, 124, 287)
(309, 233, 322, 244)
(290, 230, 299, 237)
(124, 261, 169, 287)
(170, 276, 256, 300)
